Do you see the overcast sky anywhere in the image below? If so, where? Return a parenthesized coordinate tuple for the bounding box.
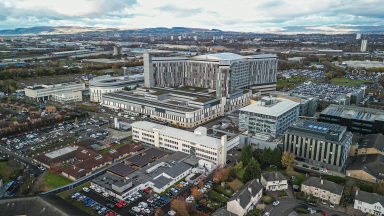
(1, 0, 384, 32)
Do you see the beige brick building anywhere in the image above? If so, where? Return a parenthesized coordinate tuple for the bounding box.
(301, 177, 344, 205)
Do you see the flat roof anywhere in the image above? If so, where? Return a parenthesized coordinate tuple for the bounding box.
(126, 148, 167, 167)
(45, 146, 78, 159)
(107, 163, 136, 177)
(321, 104, 384, 122)
(240, 98, 299, 117)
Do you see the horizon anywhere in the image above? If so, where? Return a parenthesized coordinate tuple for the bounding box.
(1, 0, 384, 33)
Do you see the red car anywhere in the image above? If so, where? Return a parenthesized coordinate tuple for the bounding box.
(105, 211, 116, 216)
(322, 211, 328, 216)
(115, 200, 127, 208)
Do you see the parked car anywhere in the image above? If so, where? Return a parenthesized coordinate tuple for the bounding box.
(83, 187, 90, 192)
(273, 201, 280, 206)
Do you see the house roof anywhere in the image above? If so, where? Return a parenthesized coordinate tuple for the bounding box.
(302, 177, 344, 195)
(347, 154, 384, 180)
(355, 189, 384, 206)
(262, 172, 287, 182)
(353, 133, 384, 152)
(229, 179, 263, 208)
(107, 163, 135, 177)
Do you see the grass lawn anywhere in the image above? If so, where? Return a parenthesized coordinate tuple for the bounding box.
(331, 78, 371, 87)
(44, 172, 72, 190)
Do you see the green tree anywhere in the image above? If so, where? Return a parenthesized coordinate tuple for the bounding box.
(240, 144, 253, 166)
(243, 157, 262, 182)
(271, 147, 282, 168)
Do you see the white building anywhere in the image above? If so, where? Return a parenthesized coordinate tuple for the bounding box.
(354, 190, 384, 216)
(24, 82, 85, 102)
(101, 87, 225, 128)
(131, 121, 240, 166)
(51, 90, 82, 103)
(261, 172, 288, 191)
(89, 74, 144, 102)
(361, 39, 368, 52)
(239, 97, 299, 139)
(226, 179, 263, 216)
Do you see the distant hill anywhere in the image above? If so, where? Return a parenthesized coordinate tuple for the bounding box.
(0, 25, 383, 35)
(0, 26, 221, 35)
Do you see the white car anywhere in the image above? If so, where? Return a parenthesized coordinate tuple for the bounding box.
(82, 187, 90, 192)
(102, 192, 109, 198)
(273, 201, 280, 206)
(330, 203, 335, 208)
(168, 210, 176, 216)
(263, 212, 270, 216)
(95, 188, 102, 193)
(132, 206, 141, 213)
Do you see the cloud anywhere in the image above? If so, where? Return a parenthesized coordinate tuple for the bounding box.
(0, 0, 383, 32)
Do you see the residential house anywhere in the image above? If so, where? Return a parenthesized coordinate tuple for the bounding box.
(346, 154, 384, 183)
(354, 189, 384, 216)
(301, 177, 344, 205)
(261, 172, 288, 191)
(226, 179, 263, 216)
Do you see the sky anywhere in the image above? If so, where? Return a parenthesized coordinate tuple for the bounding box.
(0, 0, 384, 32)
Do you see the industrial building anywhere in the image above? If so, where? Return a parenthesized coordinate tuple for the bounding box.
(24, 82, 85, 102)
(284, 120, 352, 172)
(319, 105, 384, 134)
(89, 74, 144, 102)
(131, 121, 240, 166)
(101, 87, 225, 128)
(143, 52, 277, 97)
(239, 97, 300, 139)
(271, 92, 318, 117)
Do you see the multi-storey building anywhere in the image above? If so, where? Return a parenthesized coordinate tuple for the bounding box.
(89, 74, 143, 102)
(284, 120, 352, 172)
(131, 121, 240, 166)
(319, 104, 384, 134)
(101, 87, 225, 128)
(301, 177, 344, 205)
(239, 97, 299, 139)
(354, 189, 384, 216)
(144, 52, 277, 97)
(24, 82, 85, 102)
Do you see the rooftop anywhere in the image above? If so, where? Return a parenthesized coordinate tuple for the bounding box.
(347, 154, 384, 180)
(355, 190, 384, 206)
(228, 179, 263, 208)
(321, 104, 384, 122)
(240, 98, 299, 117)
(302, 177, 344, 195)
(287, 120, 350, 143)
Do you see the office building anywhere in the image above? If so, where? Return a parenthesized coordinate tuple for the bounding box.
(89, 74, 144, 102)
(301, 177, 344, 205)
(101, 87, 225, 128)
(239, 97, 299, 139)
(354, 190, 384, 216)
(144, 52, 277, 97)
(284, 120, 352, 172)
(319, 105, 384, 134)
(361, 39, 368, 52)
(131, 121, 240, 166)
(271, 92, 318, 117)
(24, 82, 85, 102)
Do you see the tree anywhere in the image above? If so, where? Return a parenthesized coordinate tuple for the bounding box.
(281, 152, 295, 169)
(171, 198, 189, 216)
(155, 209, 165, 216)
(375, 182, 384, 195)
(198, 179, 205, 189)
(191, 186, 202, 199)
(240, 144, 253, 166)
(243, 157, 262, 182)
(213, 167, 231, 183)
(271, 147, 282, 168)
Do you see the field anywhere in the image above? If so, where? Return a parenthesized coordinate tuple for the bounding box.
(43, 172, 72, 190)
(330, 78, 371, 87)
